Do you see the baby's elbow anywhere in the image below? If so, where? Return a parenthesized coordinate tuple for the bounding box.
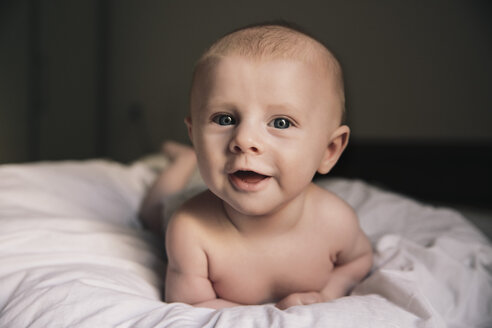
(348, 243, 373, 282)
(358, 232, 374, 273)
(361, 249, 374, 278)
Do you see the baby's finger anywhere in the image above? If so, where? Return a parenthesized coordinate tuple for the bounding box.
(275, 295, 301, 310)
(299, 292, 322, 305)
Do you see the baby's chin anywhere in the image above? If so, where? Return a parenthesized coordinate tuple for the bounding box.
(220, 193, 284, 218)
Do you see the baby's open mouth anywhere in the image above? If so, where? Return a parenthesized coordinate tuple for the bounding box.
(231, 170, 269, 184)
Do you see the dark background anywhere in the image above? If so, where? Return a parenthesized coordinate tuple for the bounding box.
(1, 0, 491, 207)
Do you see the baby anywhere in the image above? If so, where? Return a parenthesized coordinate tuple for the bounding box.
(141, 22, 373, 310)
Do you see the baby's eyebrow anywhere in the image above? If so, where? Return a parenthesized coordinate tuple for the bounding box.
(200, 100, 237, 112)
(199, 100, 303, 117)
(266, 102, 301, 114)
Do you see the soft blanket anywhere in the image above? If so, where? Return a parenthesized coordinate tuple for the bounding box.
(0, 160, 490, 327)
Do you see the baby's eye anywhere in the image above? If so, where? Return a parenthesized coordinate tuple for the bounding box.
(271, 118, 291, 129)
(213, 114, 236, 126)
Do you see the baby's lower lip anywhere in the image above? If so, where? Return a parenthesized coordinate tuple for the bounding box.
(229, 171, 270, 191)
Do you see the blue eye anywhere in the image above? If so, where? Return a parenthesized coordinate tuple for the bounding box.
(213, 114, 236, 126)
(272, 118, 291, 129)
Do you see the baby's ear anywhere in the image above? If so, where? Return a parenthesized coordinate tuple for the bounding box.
(317, 125, 350, 174)
(184, 116, 193, 143)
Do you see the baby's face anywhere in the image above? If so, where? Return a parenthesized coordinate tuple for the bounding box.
(188, 56, 343, 215)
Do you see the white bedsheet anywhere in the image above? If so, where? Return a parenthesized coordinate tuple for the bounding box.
(0, 160, 490, 327)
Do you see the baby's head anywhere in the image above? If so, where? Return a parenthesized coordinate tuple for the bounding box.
(190, 22, 346, 123)
(186, 22, 350, 215)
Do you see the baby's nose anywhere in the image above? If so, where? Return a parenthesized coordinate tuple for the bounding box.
(229, 123, 263, 155)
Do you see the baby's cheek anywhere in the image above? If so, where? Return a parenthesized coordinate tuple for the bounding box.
(281, 165, 315, 189)
(196, 163, 216, 189)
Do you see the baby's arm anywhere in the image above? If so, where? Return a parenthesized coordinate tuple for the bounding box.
(276, 206, 372, 309)
(165, 211, 241, 309)
(319, 221, 373, 301)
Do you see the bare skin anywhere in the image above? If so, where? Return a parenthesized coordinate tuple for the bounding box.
(166, 185, 372, 309)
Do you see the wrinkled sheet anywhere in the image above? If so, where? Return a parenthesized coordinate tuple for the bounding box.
(0, 160, 490, 328)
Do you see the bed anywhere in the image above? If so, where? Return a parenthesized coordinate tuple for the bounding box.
(0, 157, 491, 327)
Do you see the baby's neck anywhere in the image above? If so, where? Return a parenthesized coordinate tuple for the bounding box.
(221, 189, 310, 238)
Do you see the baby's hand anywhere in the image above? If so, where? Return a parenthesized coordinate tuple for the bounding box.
(275, 292, 322, 310)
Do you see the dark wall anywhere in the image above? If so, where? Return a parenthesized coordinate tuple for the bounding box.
(1, 0, 99, 163)
(1, 0, 491, 163)
(106, 0, 492, 161)
(1, 0, 29, 162)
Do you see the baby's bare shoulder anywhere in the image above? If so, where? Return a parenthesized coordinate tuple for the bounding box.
(166, 189, 229, 243)
(165, 190, 225, 262)
(169, 190, 222, 227)
(310, 184, 357, 222)
(309, 184, 371, 259)
(308, 184, 360, 242)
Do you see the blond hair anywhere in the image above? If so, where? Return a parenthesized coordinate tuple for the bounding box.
(191, 22, 346, 120)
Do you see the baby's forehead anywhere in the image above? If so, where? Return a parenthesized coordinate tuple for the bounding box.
(196, 46, 341, 97)
(205, 55, 339, 100)
(192, 56, 343, 122)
